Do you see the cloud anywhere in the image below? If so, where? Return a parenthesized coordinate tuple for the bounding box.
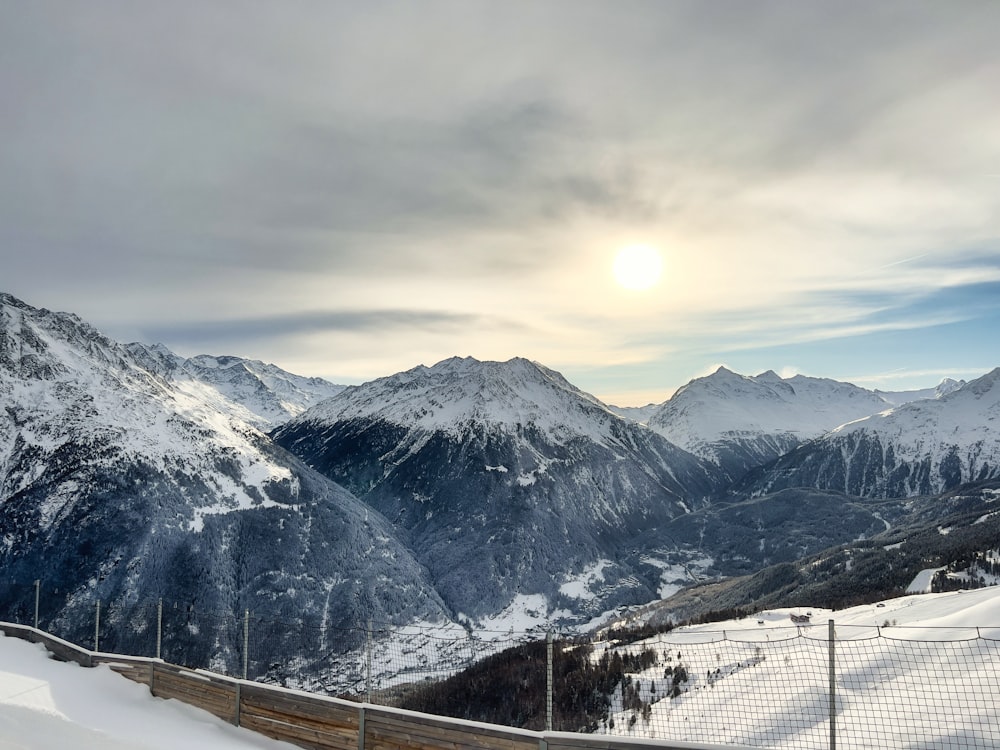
(139, 308, 517, 347)
(1, 2, 998, 403)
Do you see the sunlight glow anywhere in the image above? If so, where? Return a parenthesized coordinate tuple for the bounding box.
(613, 245, 663, 290)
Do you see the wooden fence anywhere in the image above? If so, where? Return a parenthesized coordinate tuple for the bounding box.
(0, 622, 746, 750)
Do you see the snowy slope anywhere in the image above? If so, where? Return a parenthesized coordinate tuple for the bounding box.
(293, 356, 618, 442)
(0, 634, 294, 750)
(876, 377, 964, 405)
(1, 293, 308, 533)
(741, 369, 1000, 497)
(645, 368, 895, 479)
(595, 586, 1000, 749)
(126, 343, 345, 428)
(605, 403, 660, 425)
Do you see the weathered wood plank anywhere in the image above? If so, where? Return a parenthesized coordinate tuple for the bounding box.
(241, 683, 360, 717)
(367, 706, 539, 745)
(240, 712, 356, 750)
(152, 674, 235, 719)
(240, 690, 359, 726)
(241, 696, 358, 735)
(154, 684, 233, 714)
(153, 668, 234, 698)
(367, 711, 536, 750)
(0, 624, 93, 666)
(366, 721, 531, 750)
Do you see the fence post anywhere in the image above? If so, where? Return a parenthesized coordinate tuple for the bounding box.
(95, 599, 101, 653)
(156, 598, 162, 660)
(242, 609, 250, 681)
(33, 580, 39, 630)
(828, 619, 836, 750)
(358, 706, 367, 750)
(365, 619, 373, 704)
(546, 631, 554, 732)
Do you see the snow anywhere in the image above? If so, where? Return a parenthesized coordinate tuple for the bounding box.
(474, 594, 573, 634)
(560, 560, 614, 600)
(646, 367, 898, 458)
(594, 587, 1000, 748)
(905, 567, 944, 593)
(821, 368, 1000, 493)
(640, 555, 714, 599)
(0, 634, 294, 749)
(0, 297, 310, 535)
(295, 356, 621, 447)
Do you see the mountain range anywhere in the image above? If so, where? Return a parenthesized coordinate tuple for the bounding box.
(0, 292, 451, 675)
(2, 290, 999, 688)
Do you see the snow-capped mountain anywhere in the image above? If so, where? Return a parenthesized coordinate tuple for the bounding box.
(272, 356, 727, 624)
(875, 378, 965, 405)
(645, 367, 947, 481)
(738, 369, 1000, 498)
(0, 292, 450, 669)
(606, 403, 660, 424)
(125, 342, 345, 428)
(4, 289, 998, 689)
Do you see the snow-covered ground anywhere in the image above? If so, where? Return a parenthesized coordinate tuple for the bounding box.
(0, 634, 295, 750)
(594, 587, 1000, 749)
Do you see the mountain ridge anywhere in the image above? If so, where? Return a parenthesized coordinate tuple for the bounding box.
(272, 355, 727, 623)
(3, 289, 999, 690)
(0, 292, 453, 675)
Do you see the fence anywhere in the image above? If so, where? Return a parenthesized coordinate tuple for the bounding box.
(2, 580, 999, 749)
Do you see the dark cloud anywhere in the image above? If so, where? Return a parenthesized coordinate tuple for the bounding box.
(138, 308, 524, 348)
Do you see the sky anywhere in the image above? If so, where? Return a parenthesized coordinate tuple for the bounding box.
(2, 1, 999, 406)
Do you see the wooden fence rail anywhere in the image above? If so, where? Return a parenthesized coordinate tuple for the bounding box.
(0, 622, 745, 750)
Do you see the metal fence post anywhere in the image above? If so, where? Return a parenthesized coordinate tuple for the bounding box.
(242, 609, 250, 681)
(95, 599, 101, 652)
(33, 580, 39, 630)
(156, 598, 162, 660)
(546, 631, 554, 732)
(828, 619, 836, 750)
(365, 619, 373, 704)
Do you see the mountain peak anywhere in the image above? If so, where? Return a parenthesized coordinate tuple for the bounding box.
(292, 355, 613, 441)
(958, 367, 1000, 398)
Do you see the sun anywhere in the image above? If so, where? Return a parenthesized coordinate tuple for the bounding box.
(613, 244, 663, 290)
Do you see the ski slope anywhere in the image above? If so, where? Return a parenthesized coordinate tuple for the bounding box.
(596, 587, 1000, 749)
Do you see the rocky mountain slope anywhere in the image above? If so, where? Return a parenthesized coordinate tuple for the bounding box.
(0, 292, 450, 672)
(736, 369, 1000, 498)
(125, 342, 344, 428)
(645, 366, 957, 481)
(647, 367, 876, 472)
(271, 356, 727, 623)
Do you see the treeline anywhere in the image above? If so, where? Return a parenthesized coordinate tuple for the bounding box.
(398, 640, 665, 732)
(931, 550, 1000, 592)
